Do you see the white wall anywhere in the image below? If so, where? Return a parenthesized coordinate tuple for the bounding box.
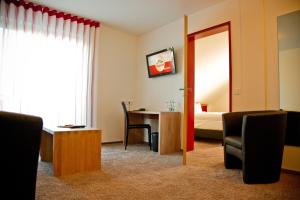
(189, 0, 300, 112)
(264, 0, 300, 110)
(195, 31, 229, 112)
(275, 7, 300, 172)
(134, 19, 184, 143)
(278, 10, 300, 111)
(93, 25, 137, 142)
(134, 19, 184, 112)
(189, 0, 268, 111)
(279, 48, 300, 111)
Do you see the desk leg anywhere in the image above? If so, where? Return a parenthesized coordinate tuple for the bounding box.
(159, 112, 181, 154)
(40, 131, 53, 162)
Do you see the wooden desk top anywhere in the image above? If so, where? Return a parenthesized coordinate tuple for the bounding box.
(43, 127, 100, 134)
(129, 111, 180, 115)
(129, 111, 160, 115)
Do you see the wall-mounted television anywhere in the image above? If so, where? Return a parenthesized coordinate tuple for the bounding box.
(146, 47, 176, 78)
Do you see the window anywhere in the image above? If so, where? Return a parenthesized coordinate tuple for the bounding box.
(0, 0, 99, 127)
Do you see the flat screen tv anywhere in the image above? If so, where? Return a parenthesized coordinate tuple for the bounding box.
(146, 47, 176, 78)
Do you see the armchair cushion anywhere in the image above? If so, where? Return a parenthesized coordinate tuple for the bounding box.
(224, 136, 242, 149)
(225, 144, 242, 160)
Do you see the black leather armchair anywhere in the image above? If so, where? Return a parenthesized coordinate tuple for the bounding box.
(1, 111, 43, 199)
(222, 111, 287, 184)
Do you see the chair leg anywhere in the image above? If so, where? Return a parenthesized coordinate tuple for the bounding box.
(125, 128, 129, 150)
(224, 152, 241, 169)
(148, 127, 151, 150)
(242, 160, 282, 184)
(124, 127, 126, 150)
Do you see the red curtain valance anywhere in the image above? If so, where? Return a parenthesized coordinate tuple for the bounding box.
(4, 0, 100, 27)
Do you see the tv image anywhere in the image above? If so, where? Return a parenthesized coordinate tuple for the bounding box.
(146, 47, 176, 78)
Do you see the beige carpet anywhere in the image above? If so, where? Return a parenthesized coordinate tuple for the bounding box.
(36, 141, 300, 200)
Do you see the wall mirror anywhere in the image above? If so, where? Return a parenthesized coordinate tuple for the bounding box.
(278, 10, 300, 111)
(278, 10, 300, 147)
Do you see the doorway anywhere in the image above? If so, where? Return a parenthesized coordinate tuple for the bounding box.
(186, 22, 232, 152)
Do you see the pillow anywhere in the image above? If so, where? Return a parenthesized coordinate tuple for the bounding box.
(201, 104, 207, 112)
(195, 102, 203, 114)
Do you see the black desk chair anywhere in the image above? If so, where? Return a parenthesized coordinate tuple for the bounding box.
(121, 102, 151, 150)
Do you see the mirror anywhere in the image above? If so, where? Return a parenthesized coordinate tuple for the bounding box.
(278, 10, 300, 148)
(278, 10, 300, 112)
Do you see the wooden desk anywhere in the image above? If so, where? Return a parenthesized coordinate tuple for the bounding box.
(40, 127, 101, 176)
(128, 111, 181, 155)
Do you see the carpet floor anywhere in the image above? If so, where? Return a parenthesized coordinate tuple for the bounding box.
(36, 141, 300, 200)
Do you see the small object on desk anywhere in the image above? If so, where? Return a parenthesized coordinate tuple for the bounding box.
(57, 124, 86, 128)
(166, 100, 176, 111)
(132, 108, 146, 111)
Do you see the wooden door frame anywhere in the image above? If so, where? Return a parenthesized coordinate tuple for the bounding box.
(186, 22, 232, 152)
(183, 15, 188, 164)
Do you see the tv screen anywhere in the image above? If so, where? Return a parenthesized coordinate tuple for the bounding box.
(146, 47, 176, 78)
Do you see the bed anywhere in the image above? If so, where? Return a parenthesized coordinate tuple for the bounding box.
(194, 111, 224, 140)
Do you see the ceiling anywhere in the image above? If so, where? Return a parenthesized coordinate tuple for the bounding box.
(32, 0, 224, 35)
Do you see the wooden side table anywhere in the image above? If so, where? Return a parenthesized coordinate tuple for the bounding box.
(40, 127, 101, 176)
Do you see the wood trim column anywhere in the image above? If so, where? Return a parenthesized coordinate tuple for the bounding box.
(183, 15, 188, 165)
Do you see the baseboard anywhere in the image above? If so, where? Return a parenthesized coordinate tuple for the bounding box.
(282, 169, 300, 175)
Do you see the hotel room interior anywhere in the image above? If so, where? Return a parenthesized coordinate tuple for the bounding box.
(1, 0, 300, 199)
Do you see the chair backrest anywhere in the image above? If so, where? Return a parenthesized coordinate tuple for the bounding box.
(121, 101, 129, 126)
(242, 111, 287, 174)
(285, 111, 300, 146)
(222, 110, 277, 137)
(242, 111, 287, 146)
(1, 111, 43, 199)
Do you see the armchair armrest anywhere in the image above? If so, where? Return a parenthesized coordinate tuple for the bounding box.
(222, 112, 245, 137)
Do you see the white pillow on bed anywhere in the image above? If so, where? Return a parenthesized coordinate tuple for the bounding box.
(195, 102, 203, 114)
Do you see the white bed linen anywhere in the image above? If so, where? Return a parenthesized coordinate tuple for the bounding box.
(194, 112, 224, 130)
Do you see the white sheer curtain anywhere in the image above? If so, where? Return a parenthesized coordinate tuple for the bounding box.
(0, 0, 99, 127)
